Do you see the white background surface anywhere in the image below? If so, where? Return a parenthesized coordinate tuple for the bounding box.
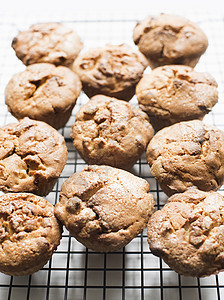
(1, 0, 224, 16)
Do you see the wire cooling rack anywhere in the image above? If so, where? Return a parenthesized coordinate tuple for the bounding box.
(1, 12, 224, 300)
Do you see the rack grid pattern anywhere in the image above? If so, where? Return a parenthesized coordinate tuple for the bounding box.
(0, 14, 224, 300)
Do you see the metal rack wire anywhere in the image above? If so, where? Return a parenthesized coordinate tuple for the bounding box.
(0, 13, 224, 300)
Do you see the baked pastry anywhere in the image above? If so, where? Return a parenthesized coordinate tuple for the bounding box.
(0, 193, 62, 276)
(0, 117, 67, 196)
(70, 95, 154, 169)
(55, 165, 154, 252)
(12, 22, 83, 67)
(73, 44, 147, 101)
(146, 120, 224, 196)
(148, 188, 224, 277)
(136, 65, 218, 131)
(133, 13, 208, 69)
(5, 63, 81, 129)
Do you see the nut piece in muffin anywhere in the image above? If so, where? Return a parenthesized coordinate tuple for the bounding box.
(55, 165, 154, 252)
(73, 44, 147, 101)
(146, 120, 224, 196)
(136, 65, 218, 131)
(133, 13, 208, 69)
(0, 117, 67, 196)
(0, 193, 62, 276)
(148, 188, 224, 277)
(12, 22, 83, 67)
(5, 63, 82, 130)
(71, 95, 154, 170)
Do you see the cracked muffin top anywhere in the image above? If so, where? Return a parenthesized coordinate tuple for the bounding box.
(133, 14, 208, 69)
(146, 120, 224, 196)
(70, 95, 154, 170)
(0, 117, 67, 196)
(12, 22, 83, 67)
(54, 165, 154, 252)
(0, 193, 62, 276)
(73, 44, 148, 101)
(136, 65, 218, 131)
(5, 63, 81, 129)
(148, 188, 224, 277)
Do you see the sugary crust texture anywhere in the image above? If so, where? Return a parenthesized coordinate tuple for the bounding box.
(133, 14, 208, 69)
(5, 63, 82, 129)
(148, 188, 224, 277)
(12, 22, 83, 67)
(71, 95, 154, 169)
(136, 65, 218, 131)
(55, 165, 155, 252)
(146, 120, 224, 196)
(0, 117, 67, 196)
(0, 193, 62, 276)
(73, 44, 148, 101)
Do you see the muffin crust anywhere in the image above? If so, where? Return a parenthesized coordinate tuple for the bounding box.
(136, 65, 218, 131)
(147, 120, 224, 196)
(71, 95, 154, 169)
(133, 14, 208, 69)
(55, 165, 154, 252)
(0, 193, 62, 276)
(0, 117, 67, 196)
(12, 22, 83, 67)
(148, 189, 224, 277)
(73, 44, 147, 100)
(5, 63, 81, 129)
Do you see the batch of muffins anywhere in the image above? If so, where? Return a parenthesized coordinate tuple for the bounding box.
(0, 13, 223, 278)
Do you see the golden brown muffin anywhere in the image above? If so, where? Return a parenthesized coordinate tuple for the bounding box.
(5, 63, 81, 130)
(148, 188, 224, 277)
(146, 120, 224, 196)
(0, 193, 62, 276)
(70, 95, 154, 169)
(73, 44, 147, 101)
(136, 65, 218, 131)
(0, 117, 67, 196)
(12, 22, 83, 67)
(133, 14, 208, 69)
(55, 165, 154, 252)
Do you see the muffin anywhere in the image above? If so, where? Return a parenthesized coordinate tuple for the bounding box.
(136, 65, 218, 131)
(0, 193, 62, 276)
(71, 95, 154, 169)
(0, 117, 67, 196)
(55, 165, 154, 252)
(148, 188, 224, 277)
(133, 13, 208, 69)
(12, 22, 83, 67)
(5, 63, 82, 130)
(146, 120, 224, 196)
(73, 44, 147, 101)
